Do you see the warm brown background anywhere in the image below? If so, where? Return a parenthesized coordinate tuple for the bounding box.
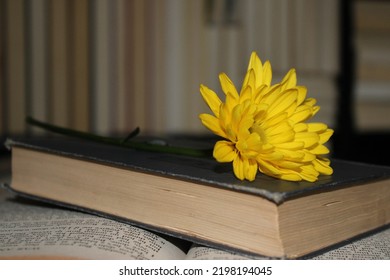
(1, 0, 389, 163)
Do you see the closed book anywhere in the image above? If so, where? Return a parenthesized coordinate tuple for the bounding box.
(4, 137, 390, 258)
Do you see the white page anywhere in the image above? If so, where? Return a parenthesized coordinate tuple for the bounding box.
(185, 245, 258, 260)
(0, 197, 186, 260)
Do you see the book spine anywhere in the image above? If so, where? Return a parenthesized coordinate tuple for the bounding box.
(116, 0, 126, 133)
(143, 0, 157, 133)
(4, 0, 26, 135)
(121, 0, 137, 132)
(152, 0, 169, 134)
(48, 0, 71, 127)
(133, 0, 147, 132)
(27, 0, 49, 134)
(186, 0, 204, 133)
(70, 0, 90, 132)
(90, 0, 110, 134)
(0, 0, 4, 137)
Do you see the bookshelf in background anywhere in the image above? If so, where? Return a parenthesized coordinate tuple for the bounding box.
(355, 1, 390, 131)
(1, 0, 339, 137)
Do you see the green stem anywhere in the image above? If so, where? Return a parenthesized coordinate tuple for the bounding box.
(26, 117, 212, 158)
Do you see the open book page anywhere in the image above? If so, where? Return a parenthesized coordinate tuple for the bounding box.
(2, 188, 388, 260)
(185, 245, 259, 260)
(0, 195, 187, 260)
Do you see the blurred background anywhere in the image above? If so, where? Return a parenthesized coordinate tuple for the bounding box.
(1, 0, 390, 165)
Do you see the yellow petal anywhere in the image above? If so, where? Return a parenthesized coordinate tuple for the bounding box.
(254, 84, 270, 104)
(268, 129, 295, 144)
(279, 149, 305, 160)
(295, 132, 320, 148)
(289, 106, 313, 124)
(232, 156, 248, 180)
(301, 150, 316, 162)
(296, 86, 307, 105)
(266, 121, 293, 137)
(225, 125, 237, 143)
(242, 69, 256, 96)
(293, 123, 308, 132)
(239, 85, 253, 103)
(231, 104, 243, 136)
(234, 101, 255, 137)
(309, 144, 330, 155)
(225, 92, 239, 113)
(247, 52, 263, 73)
(312, 105, 320, 117)
(218, 103, 231, 130)
(200, 84, 222, 117)
(276, 160, 303, 169)
(199, 114, 225, 138)
(274, 141, 305, 150)
(307, 123, 327, 132)
(258, 158, 302, 181)
(313, 158, 333, 175)
(262, 112, 288, 131)
(254, 102, 269, 120)
(303, 98, 317, 107)
(257, 150, 284, 161)
(298, 165, 319, 182)
(213, 141, 237, 163)
(245, 158, 258, 181)
(234, 155, 258, 181)
(319, 128, 334, 144)
(267, 89, 298, 119)
(280, 69, 297, 90)
(262, 61, 272, 86)
(262, 85, 282, 107)
(279, 173, 302, 181)
(238, 118, 255, 139)
(258, 143, 274, 153)
(257, 158, 282, 176)
(219, 73, 239, 99)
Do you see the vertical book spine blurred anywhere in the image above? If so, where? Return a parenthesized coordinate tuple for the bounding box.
(5, 0, 26, 135)
(70, 0, 90, 132)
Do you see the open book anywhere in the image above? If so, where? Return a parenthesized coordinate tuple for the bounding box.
(0, 190, 254, 260)
(1, 188, 389, 260)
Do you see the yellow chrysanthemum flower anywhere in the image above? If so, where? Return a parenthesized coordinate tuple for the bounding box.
(199, 52, 333, 182)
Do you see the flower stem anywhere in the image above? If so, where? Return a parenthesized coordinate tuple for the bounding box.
(26, 117, 212, 158)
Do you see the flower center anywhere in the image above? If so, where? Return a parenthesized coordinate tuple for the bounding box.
(250, 124, 267, 144)
(236, 139, 248, 151)
(235, 138, 258, 158)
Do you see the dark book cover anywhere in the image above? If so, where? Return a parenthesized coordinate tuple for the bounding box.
(5, 136, 390, 204)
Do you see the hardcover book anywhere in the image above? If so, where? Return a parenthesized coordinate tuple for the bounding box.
(4, 137, 390, 258)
